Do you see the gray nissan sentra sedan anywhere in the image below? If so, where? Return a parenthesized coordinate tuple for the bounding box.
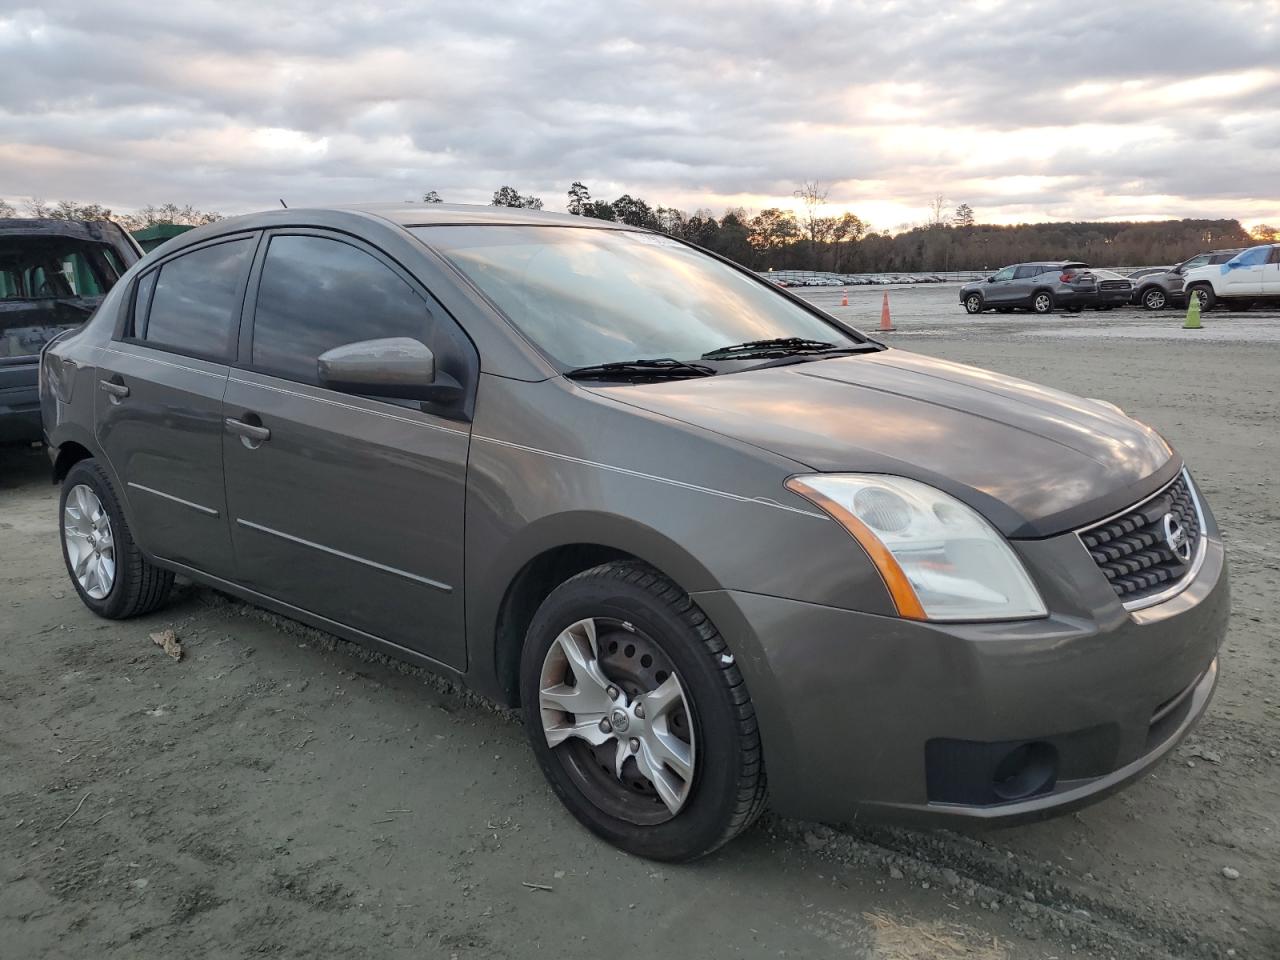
(40, 203, 1228, 861)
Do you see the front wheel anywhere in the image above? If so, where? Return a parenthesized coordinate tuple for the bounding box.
(59, 459, 174, 619)
(1141, 288, 1167, 310)
(963, 293, 984, 314)
(1189, 285, 1216, 311)
(520, 561, 766, 861)
(1032, 291, 1055, 314)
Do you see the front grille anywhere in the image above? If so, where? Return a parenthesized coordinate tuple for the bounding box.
(1078, 472, 1202, 605)
(1099, 280, 1130, 291)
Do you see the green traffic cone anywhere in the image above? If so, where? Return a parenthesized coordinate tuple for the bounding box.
(1183, 294, 1202, 329)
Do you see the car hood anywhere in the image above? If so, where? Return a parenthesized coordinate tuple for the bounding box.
(591, 350, 1176, 538)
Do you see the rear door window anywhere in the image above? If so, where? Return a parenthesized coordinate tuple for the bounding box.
(1013, 265, 1042, 279)
(141, 238, 254, 360)
(249, 234, 434, 385)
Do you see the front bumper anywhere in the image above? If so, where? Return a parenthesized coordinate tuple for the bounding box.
(694, 528, 1228, 826)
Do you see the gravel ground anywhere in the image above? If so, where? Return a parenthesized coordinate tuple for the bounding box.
(2, 291, 1277, 959)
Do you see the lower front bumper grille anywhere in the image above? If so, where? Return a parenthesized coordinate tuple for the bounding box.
(1077, 470, 1204, 608)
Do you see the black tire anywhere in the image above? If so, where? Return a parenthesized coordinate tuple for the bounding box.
(1140, 287, 1168, 310)
(59, 458, 173, 619)
(1188, 284, 1215, 311)
(520, 561, 766, 861)
(963, 293, 984, 314)
(1031, 290, 1055, 314)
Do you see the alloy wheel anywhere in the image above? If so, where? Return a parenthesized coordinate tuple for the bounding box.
(965, 295, 982, 313)
(63, 484, 115, 600)
(1144, 290, 1166, 310)
(538, 617, 696, 822)
(1033, 293, 1052, 313)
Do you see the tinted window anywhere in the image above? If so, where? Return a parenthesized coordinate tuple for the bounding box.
(251, 235, 430, 384)
(132, 270, 157, 336)
(1013, 265, 1042, 279)
(144, 238, 253, 359)
(992, 266, 1016, 282)
(1270, 247, 1280, 264)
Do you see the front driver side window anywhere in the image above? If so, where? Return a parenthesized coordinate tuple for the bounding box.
(250, 235, 434, 386)
(992, 266, 1016, 282)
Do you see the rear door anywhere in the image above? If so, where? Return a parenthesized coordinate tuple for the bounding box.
(222, 230, 475, 669)
(1262, 246, 1280, 299)
(95, 234, 258, 579)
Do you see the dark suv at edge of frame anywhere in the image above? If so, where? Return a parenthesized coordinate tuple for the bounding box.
(40, 203, 1229, 861)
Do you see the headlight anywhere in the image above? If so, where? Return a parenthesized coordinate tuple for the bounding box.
(785, 474, 1047, 622)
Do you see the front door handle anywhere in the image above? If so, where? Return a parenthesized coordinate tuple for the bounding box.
(225, 417, 271, 443)
(99, 379, 130, 401)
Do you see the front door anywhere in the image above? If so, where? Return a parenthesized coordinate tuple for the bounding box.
(1219, 247, 1268, 297)
(222, 231, 474, 670)
(984, 265, 1018, 303)
(95, 234, 258, 579)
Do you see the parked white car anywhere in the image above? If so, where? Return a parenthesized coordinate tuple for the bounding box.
(1181, 243, 1280, 311)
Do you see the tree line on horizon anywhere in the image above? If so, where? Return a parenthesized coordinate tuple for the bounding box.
(469, 183, 1267, 272)
(5, 189, 1273, 273)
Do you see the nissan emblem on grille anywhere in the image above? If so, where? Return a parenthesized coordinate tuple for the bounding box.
(1163, 512, 1192, 563)
(1076, 472, 1202, 606)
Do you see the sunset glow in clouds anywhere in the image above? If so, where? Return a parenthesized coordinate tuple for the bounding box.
(1, 0, 1277, 230)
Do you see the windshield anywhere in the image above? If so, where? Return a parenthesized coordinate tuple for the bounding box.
(412, 225, 857, 368)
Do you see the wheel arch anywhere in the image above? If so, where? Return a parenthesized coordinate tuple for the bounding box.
(472, 512, 725, 707)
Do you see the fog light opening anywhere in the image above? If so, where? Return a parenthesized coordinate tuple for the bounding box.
(991, 741, 1058, 801)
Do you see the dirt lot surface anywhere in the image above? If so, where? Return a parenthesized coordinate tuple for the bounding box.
(2, 292, 1277, 959)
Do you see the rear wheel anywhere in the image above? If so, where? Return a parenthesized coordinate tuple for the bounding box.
(1141, 287, 1167, 310)
(59, 459, 173, 619)
(520, 561, 766, 861)
(1032, 291, 1055, 314)
(963, 293, 983, 314)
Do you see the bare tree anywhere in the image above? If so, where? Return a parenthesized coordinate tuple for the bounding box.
(1251, 223, 1277, 242)
(0, 198, 14, 218)
(928, 194, 950, 228)
(116, 204, 223, 231)
(793, 180, 830, 245)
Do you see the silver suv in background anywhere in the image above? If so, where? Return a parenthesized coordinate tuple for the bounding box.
(959, 262, 1097, 315)
(1131, 249, 1244, 311)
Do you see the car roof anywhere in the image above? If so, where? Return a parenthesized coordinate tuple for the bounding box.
(0, 217, 134, 245)
(339, 202, 631, 230)
(1013, 261, 1087, 268)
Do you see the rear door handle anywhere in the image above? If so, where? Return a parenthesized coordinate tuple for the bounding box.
(224, 417, 271, 442)
(99, 379, 130, 399)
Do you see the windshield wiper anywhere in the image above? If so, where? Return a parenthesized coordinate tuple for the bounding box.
(700, 337, 844, 360)
(565, 358, 717, 382)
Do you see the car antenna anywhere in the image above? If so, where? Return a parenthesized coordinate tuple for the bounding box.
(279, 198, 288, 209)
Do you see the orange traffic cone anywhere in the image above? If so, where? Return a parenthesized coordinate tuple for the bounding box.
(841, 287, 848, 307)
(879, 292, 896, 332)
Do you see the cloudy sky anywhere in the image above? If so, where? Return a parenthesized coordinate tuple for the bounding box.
(2, 0, 1277, 231)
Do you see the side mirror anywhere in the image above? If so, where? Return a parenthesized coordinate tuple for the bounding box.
(317, 337, 462, 403)
(986, 276, 995, 283)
